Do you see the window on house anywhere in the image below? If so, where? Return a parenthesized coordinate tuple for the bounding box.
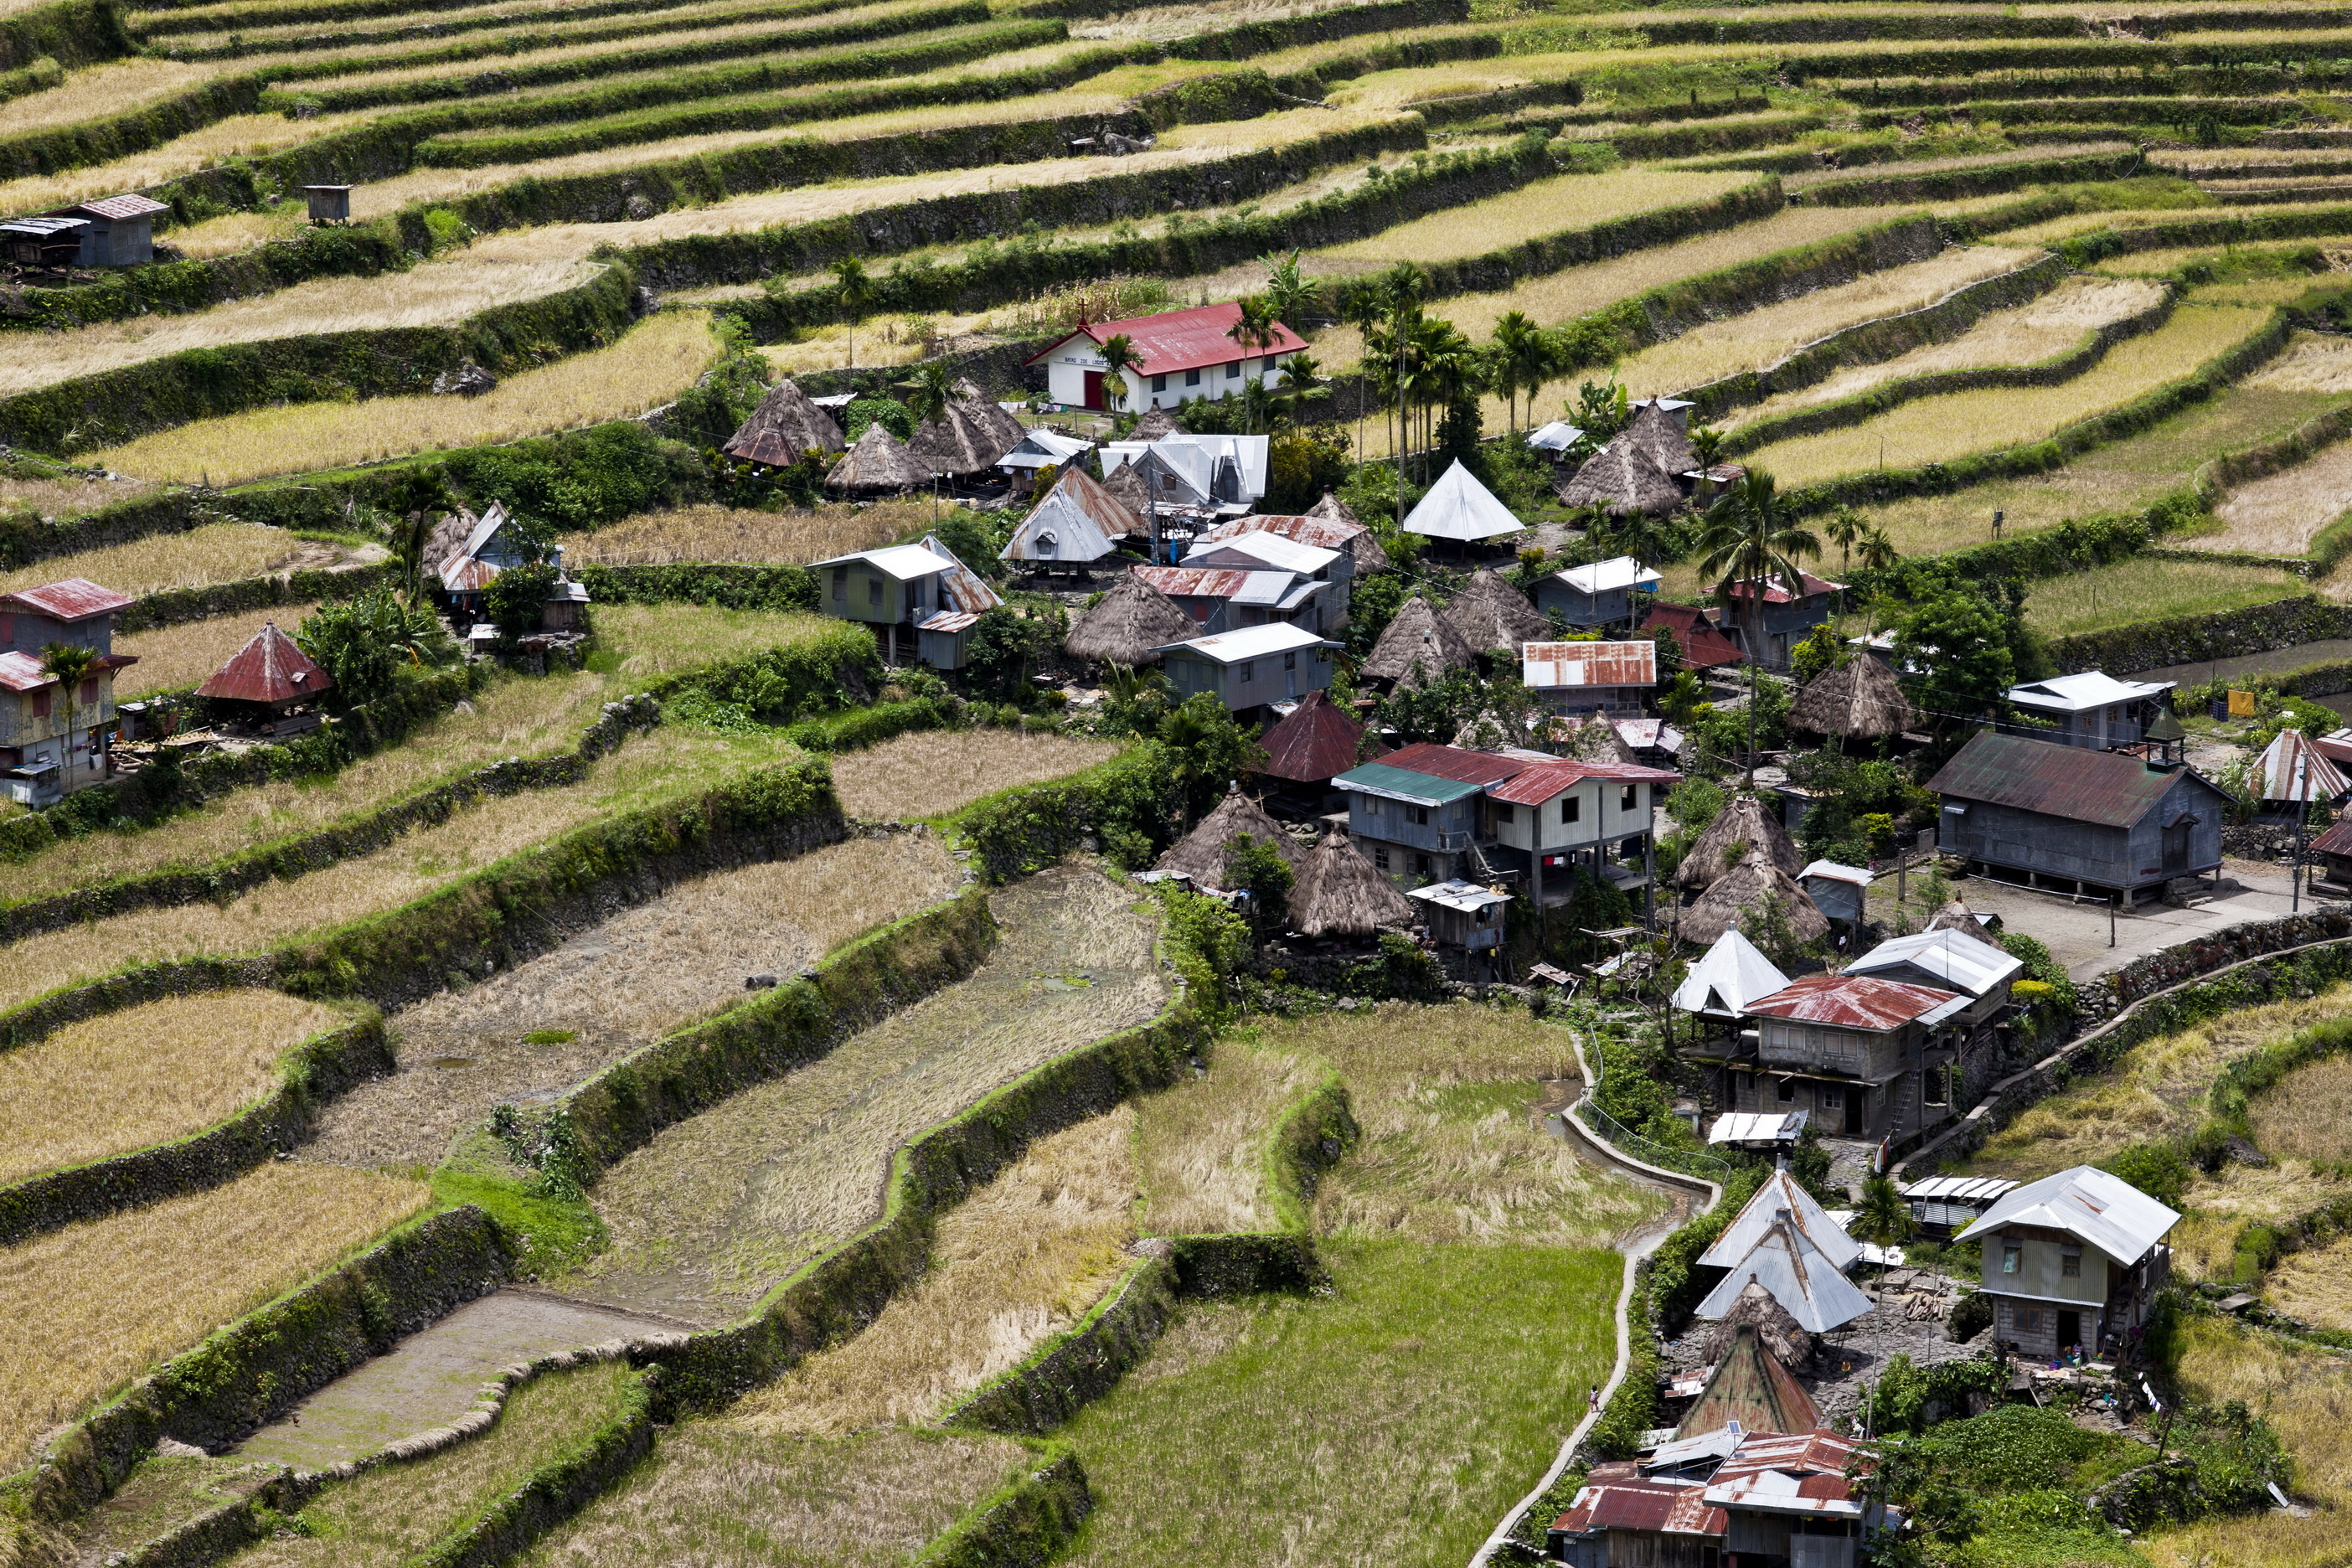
(2014, 1305, 2043, 1334)
(1186, 369, 1202, 387)
(1619, 785, 1637, 812)
(1776, 1078, 1795, 1103)
(1408, 806, 1429, 826)
(1820, 1085, 1844, 1109)
(1374, 846, 1390, 870)
(1926, 1065, 1951, 1106)
(1412, 853, 1431, 876)
(30, 691, 49, 718)
(1152, 374, 1167, 391)
(2003, 1244, 2022, 1274)
(1238, 662, 1255, 682)
(1493, 804, 1514, 823)
(2061, 1250, 2082, 1277)
(832, 565, 848, 600)
(80, 678, 97, 704)
(1563, 796, 1581, 823)
(1284, 652, 1297, 671)
(867, 576, 882, 606)
(1225, 360, 1241, 379)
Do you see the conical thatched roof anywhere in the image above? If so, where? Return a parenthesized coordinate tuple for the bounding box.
(1791, 652, 1917, 740)
(1926, 898, 2005, 948)
(1442, 567, 1549, 652)
(1065, 570, 1195, 664)
(1307, 491, 1362, 529)
(1362, 594, 1476, 689)
(1557, 440, 1683, 516)
(905, 402, 998, 477)
(1291, 828, 1416, 937)
(1155, 788, 1308, 887)
(1132, 407, 1187, 441)
(825, 422, 926, 494)
(1452, 707, 1524, 750)
(1303, 491, 1392, 574)
(1554, 713, 1637, 766)
(1677, 792, 1805, 890)
(1623, 399, 1697, 477)
(1679, 1319, 1822, 1440)
(952, 383, 1029, 458)
(725, 377, 843, 462)
(1101, 459, 1153, 520)
(1681, 848, 1829, 947)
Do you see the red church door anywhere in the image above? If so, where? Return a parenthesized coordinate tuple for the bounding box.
(1082, 370, 1106, 410)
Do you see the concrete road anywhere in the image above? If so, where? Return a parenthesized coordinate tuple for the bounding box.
(1950, 864, 2334, 983)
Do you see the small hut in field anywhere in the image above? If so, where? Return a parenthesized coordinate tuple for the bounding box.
(1065, 571, 1194, 665)
(1557, 441, 1683, 516)
(825, 423, 926, 496)
(1791, 652, 1918, 741)
(1680, 847, 1829, 947)
(1676, 792, 1805, 890)
(1362, 594, 1476, 689)
(1622, 398, 1698, 478)
(197, 621, 332, 719)
(1442, 567, 1549, 654)
(1256, 689, 1385, 793)
(1155, 787, 1308, 889)
(1290, 828, 1416, 937)
(724, 378, 843, 466)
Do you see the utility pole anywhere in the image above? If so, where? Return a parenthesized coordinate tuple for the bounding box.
(2295, 737, 2311, 913)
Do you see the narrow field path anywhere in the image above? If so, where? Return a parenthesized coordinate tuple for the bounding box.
(549, 863, 1167, 1326)
(231, 1293, 670, 1473)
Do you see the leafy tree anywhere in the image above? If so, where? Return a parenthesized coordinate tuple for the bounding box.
(38, 641, 95, 785)
(1823, 504, 1868, 579)
(905, 359, 956, 426)
(1565, 377, 1629, 459)
(1344, 570, 1410, 661)
(1854, 1173, 1916, 1280)
(1157, 694, 1266, 822)
(380, 469, 458, 604)
(833, 256, 874, 366)
(1894, 588, 2016, 728)
(1659, 668, 1706, 729)
(482, 560, 561, 637)
(934, 508, 1008, 582)
(2098, 1142, 2190, 1209)
(1693, 468, 1820, 781)
(1226, 833, 1293, 937)
(1790, 621, 1845, 687)
(1259, 250, 1323, 336)
(962, 606, 1059, 701)
(1488, 310, 1555, 435)
(296, 590, 451, 703)
(844, 397, 914, 441)
(1264, 429, 1352, 513)
(1225, 297, 1282, 434)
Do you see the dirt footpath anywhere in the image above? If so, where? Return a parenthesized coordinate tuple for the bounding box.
(549, 864, 1168, 1328)
(303, 835, 961, 1170)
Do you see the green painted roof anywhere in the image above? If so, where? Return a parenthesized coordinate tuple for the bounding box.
(1333, 761, 1483, 806)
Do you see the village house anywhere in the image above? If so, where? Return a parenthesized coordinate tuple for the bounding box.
(1930, 730, 2230, 905)
(811, 534, 1003, 668)
(1898, 1175, 2018, 1240)
(431, 503, 594, 634)
(1132, 564, 1333, 636)
(1103, 433, 1271, 512)
(195, 621, 333, 737)
(1183, 529, 1353, 628)
(1548, 1431, 1877, 1568)
(1404, 879, 1512, 964)
(1250, 688, 1385, 807)
(1643, 601, 1746, 676)
(1026, 301, 1305, 412)
(1954, 1164, 2179, 1360)
(1842, 928, 2021, 1029)
(1155, 622, 1338, 714)
(0, 578, 137, 804)
(2004, 671, 2174, 751)
(1202, 508, 1391, 578)
(1727, 972, 1971, 1142)
(994, 427, 1095, 494)
(1720, 571, 1847, 672)
(1400, 460, 1527, 550)
(1535, 554, 1663, 628)
(1521, 640, 1658, 714)
(998, 466, 1128, 572)
(44, 193, 168, 266)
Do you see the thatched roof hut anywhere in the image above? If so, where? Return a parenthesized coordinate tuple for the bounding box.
(1623, 399, 1697, 477)
(1291, 828, 1416, 937)
(1308, 491, 1362, 529)
(1704, 1280, 1815, 1370)
(1442, 567, 1549, 652)
(1556, 440, 1684, 516)
(1362, 594, 1476, 689)
(1676, 1321, 1823, 1440)
(825, 422, 926, 494)
(1676, 792, 1805, 890)
(724, 378, 843, 464)
(1132, 407, 1187, 441)
(1681, 848, 1829, 946)
(905, 402, 999, 477)
(1155, 787, 1308, 887)
(1791, 652, 1917, 740)
(1258, 689, 1384, 786)
(1926, 898, 2006, 948)
(1553, 713, 1637, 766)
(1101, 459, 1153, 520)
(952, 381, 1029, 457)
(1065, 571, 1194, 664)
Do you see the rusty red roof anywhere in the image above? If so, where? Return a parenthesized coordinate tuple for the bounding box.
(1379, 741, 1529, 788)
(1133, 565, 1258, 600)
(197, 621, 333, 704)
(1715, 1431, 1868, 1483)
(0, 650, 48, 692)
(56, 193, 168, 220)
(1488, 756, 1680, 807)
(1523, 639, 1658, 689)
(2313, 814, 2352, 859)
(1725, 571, 1845, 605)
(1744, 972, 1964, 1030)
(1643, 603, 1742, 670)
(1256, 689, 1383, 784)
(1025, 300, 1307, 377)
(1928, 730, 2223, 829)
(0, 577, 134, 622)
(1212, 513, 1366, 551)
(1558, 1481, 1725, 1539)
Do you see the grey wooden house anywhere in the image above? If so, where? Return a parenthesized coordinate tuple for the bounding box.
(1954, 1165, 2178, 1360)
(2005, 671, 2176, 751)
(1534, 554, 1661, 628)
(1929, 730, 2228, 905)
(1730, 972, 1972, 1142)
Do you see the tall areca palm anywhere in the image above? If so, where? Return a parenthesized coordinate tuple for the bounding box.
(1488, 311, 1555, 436)
(1096, 332, 1142, 415)
(1225, 294, 1281, 433)
(1337, 277, 1385, 462)
(39, 641, 97, 791)
(1856, 524, 1899, 575)
(833, 256, 874, 369)
(1823, 504, 1867, 578)
(1694, 468, 1822, 783)
(1258, 250, 1322, 337)
(907, 359, 957, 426)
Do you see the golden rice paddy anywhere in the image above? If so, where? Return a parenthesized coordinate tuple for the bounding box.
(0, 524, 358, 600)
(1136, 1039, 1321, 1235)
(556, 503, 915, 566)
(0, 1160, 429, 1473)
(1322, 167, 1751, 266)
(0, 991, 347, 1187)
(828, 729, 1123, 820)
(2202, 434, 2352, 558)
(91, 310, 721, 484)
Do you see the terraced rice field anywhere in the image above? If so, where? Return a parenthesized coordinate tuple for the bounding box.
(1134, 1039, 1322, 1235)
(1321, 167, 1752, 266)
(556, 502, 916, 565)
(0, 524, 370, 598)
(828, 730, 1124, 819)
(551, 863, 1166, 1324)
(2200, 435, 2352, 559)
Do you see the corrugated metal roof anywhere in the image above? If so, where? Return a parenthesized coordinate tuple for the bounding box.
(1003, 469, 1125, 563)
(1210, 513, 1365, 552)
(1643, 603, 1743, 669)
(1486, 756, 1679, 807)
(1552, 555, 1662, 595)
(1406, 878, 1511, 913)
(1798, 859, 1873, 887)
(1695, 1216, 1874, 1333)
(918, 534, 1002, 615)
(1184, 531, 1336, 575)
(1158, 620, 1334, 664)
(1027, 300, 1307, 375)
(1674, 930, 1790, 1017)
(1334, 759, 1485, 807)
(1379, 741, 1527, 787)
(2257, 728, 2351, 802)
(1745, 972, 1966, 1030)
(1522, 639, 1658, 689)
(0, 649, 52, 692)
(1708, 1111, 1808, 1144)
(917, 610, 981, 633)
(1901, 1175, 2016, 1204)
(1232, 570, 1297, 607)
(195, 621, 332, 704)
(2314, 813, 2352, 859)
(1558, 1481, 1726, 1539)
(1846, 928, 2023, 998)
(57, 193, 168, 220)
(1700, 1170, 1862, 1272)
(2009, 670, 2173, 714)
(1927, 730, 2220, 829)
(1954, 1163, 2180, 1263)
(1133, 565, 1258, 600)
(0, 216, 84, 237)
(1715, 1431, 1867, 1485)
(1401, 458, 1525, 541)
(1725, 570, 1844, 605)
(0, 577, 134, 621)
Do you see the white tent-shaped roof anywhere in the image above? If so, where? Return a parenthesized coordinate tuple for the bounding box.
(1401, 459, 1526, 542)
(1672, 929, 1789, 1019)
(1700, 1169, 1863, 1273)
(1954, 1163, 2179, 1265)
(1694, 1216, 1874, 1333)
(2257, 727, 2351, 802)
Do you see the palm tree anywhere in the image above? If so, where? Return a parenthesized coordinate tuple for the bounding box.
(1489, 311, 1545, 436)
(907, 359, 956, 426)
(1259, 250, 1323, 336)
(1337, 277, 1385, 462)
(1854, 1173, 1916, 1284)
(1823, 504, 1866, 577)
(1268, 349, 1328, 427)
(1225, 295, 1280, 433)
(1856, 524, 1900, 575)
(39, 641, 98, 792)
(1694, 468, 1822, 783)
(1096, 332, 1142, 415)
(1689, 425, 1725, 482)
(382, 470, 456, 606)
(833, 256, 874, 369)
